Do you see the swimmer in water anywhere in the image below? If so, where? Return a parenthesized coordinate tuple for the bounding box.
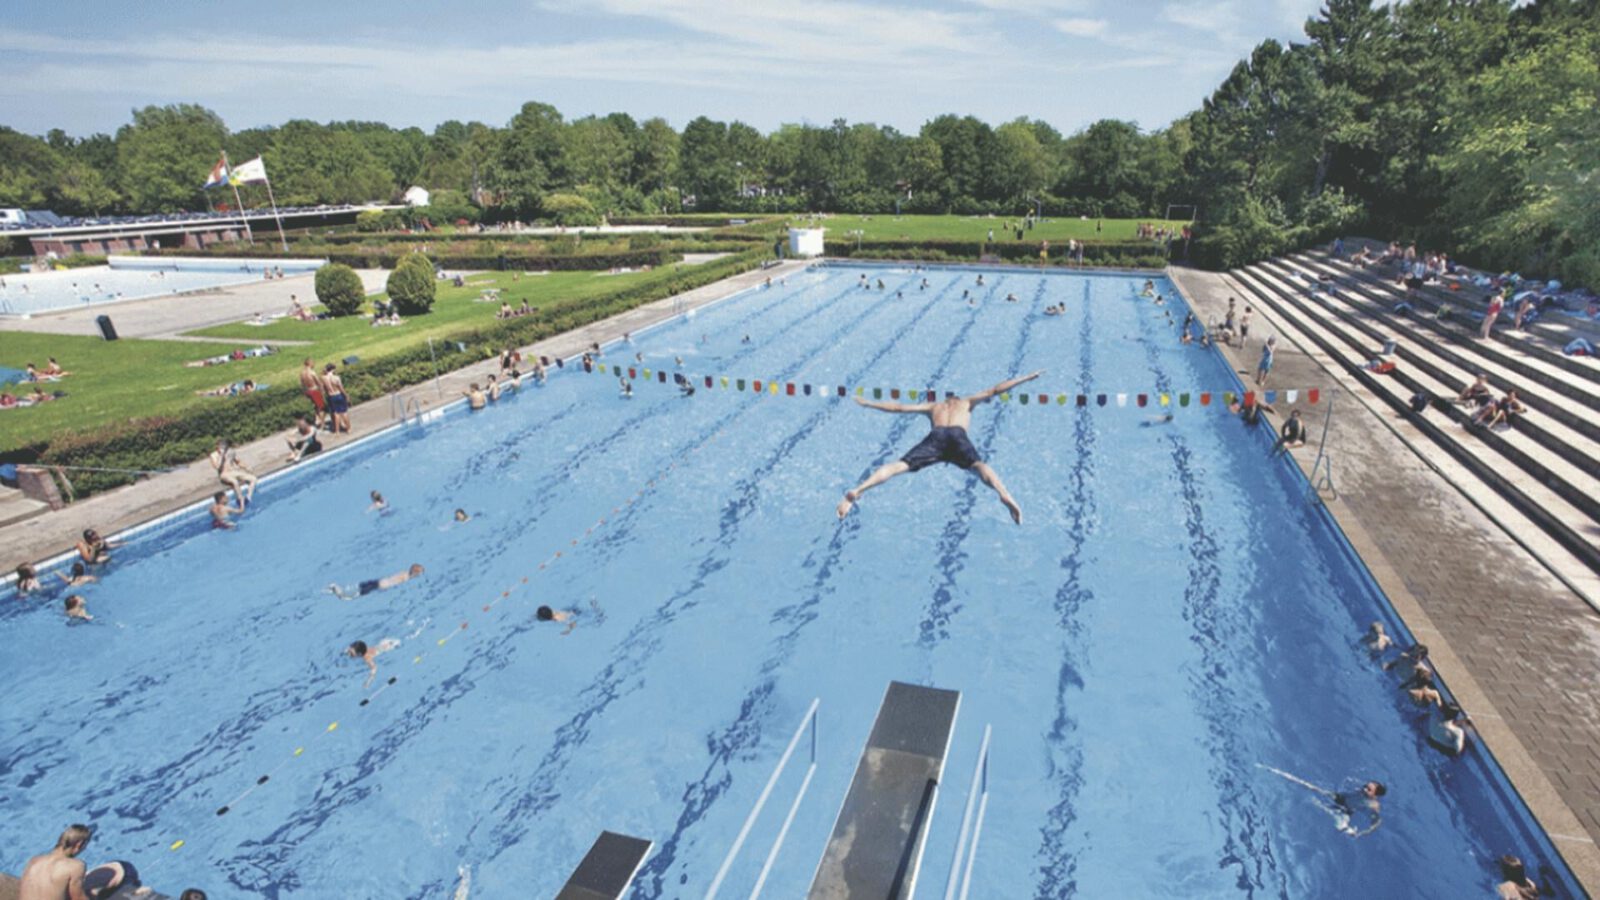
(463, 383, 486, 410)
(536, 604, 579, 635)
(346, 638, 400, 687)
(57, 562, 96, 587)
(327, 564, 424, 599)
(368, 490, 387, 512)
(836, 371, 1043, 524)
(209, 491, 245, 529)
(1141, 413, 1175, 426)
(65, 594, 92, 620)
(15, 562, 42, 595)
(1260, 766, 1386, 836)
(619, 376, 633, 398)
(454, 509, 471, 522)
(1362, 621, 1393, 655)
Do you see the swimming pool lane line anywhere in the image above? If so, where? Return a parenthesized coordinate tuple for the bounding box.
(189, 269, 939, 864)
(629, 275, 1016, 895)
(1129, 279, 1289, 894)
(1033, 276, 1100, 896)
(459, 269, 967, 879)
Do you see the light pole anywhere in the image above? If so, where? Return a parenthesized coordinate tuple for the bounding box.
(848, 229, 864, 252)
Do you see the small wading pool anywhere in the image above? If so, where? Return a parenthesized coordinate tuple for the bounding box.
(0, 264, 1578, 898)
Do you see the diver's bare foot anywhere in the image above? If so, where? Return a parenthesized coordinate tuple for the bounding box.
(1002, 496, 1022, 525)
(836, 491, 859, 519)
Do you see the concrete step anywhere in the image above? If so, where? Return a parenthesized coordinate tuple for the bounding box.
(1259, 258, 1600, 461)
(1310, 249, 1600, 385)
(1288, 253, 1600, 407)
(1240, 264, 1600, 526)
(1228, 266, 1600, 579)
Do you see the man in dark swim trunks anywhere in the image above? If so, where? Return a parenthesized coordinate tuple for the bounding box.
(836, 370, 1043, 524)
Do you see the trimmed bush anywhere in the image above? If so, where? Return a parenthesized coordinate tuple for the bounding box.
(314, 263, 366, 317)
(385, 252, 436, 315)
(542, 193, 600, 227)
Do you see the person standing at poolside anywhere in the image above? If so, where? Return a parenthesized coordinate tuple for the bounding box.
(836, 371, 1043, 524)
(327, 563, 424, 599)
(299, 359, 328, 429)
(19, 824, 93, 900)
(323, 364, 351, 433)
(1255, 336, 1277, 387)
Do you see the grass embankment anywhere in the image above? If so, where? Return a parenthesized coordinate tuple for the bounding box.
(0, 264, 708, 449)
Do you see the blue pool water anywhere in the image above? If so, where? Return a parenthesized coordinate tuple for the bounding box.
(1, 265, 1577, 898)
(0, 256, 323, 316)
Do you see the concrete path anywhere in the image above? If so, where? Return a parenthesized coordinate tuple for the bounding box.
(1169, 265, 1600, 892)
(0, 270, 388, 339)
(0, 260, 808, 569)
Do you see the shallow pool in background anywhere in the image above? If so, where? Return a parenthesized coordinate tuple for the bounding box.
(0, 264, 1579, 898)
(0, 256, 323, 316)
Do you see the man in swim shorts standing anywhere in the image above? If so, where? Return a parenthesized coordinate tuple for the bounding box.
(836, 371, 1042, 524)
(299, 358, 327, 429)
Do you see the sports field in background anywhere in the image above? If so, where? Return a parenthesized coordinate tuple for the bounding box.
(781, 214, 1190, 243)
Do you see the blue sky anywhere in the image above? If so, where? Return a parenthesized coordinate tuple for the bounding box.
(0, 0, 1327, 137)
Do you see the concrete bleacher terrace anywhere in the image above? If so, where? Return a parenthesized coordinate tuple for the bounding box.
(1226, 245, 1600, 588)
(5, 205, 397, 256)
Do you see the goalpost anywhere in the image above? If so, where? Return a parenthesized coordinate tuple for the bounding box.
(1165, 204, 1198, 223)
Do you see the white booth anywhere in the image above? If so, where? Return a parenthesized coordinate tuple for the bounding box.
(788, 227, 825, 258)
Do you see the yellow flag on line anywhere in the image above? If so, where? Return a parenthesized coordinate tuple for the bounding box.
(721, 376, 728, 387)
(1159, 393, 1170, 407)
(1000, 392, 1010, 402)
(856, 386, 864, 397)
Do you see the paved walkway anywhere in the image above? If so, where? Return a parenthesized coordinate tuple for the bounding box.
(0, 261, 806, 569)
(1169, 265, 1600, 891)
(0, 270, 388, 340)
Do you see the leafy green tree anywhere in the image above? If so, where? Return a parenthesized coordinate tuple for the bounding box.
(485, 101, 566, 217)
(385, 252, 437, 315)
(0, 127, 63, 208)
(315, 263, 366, 317)
(114, 104, 228, 212)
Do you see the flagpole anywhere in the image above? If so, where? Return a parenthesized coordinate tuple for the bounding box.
(224, 151, 254, 245)
(261, 172, 289, 252)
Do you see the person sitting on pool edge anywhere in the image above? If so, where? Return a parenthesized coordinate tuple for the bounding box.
(286, 416, 322, 462)
(1272, 409, 1307, 454)
(836, 370, 1043, 524)
(19, 824, 93, 900)
(346, 638, 400, 687)
(327, 564, 424, 599)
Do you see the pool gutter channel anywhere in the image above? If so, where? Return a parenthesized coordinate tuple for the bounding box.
(1167, 265, 1600, 896)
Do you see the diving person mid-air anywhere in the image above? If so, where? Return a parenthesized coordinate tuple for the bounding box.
(836, 371, 1043, 525)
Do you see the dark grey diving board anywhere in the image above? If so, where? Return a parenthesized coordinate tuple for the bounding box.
(555, 831, 652, 900)
(808, 681, 961, 900)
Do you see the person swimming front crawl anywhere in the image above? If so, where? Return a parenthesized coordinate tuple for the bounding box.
(327, 564, 424, 599)
(346, 638, 400, 687)
(536, 604, 579, 635)
(836, 371, 1043, 524)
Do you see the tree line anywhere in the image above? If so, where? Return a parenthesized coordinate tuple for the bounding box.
(0, 0, 1594, 281)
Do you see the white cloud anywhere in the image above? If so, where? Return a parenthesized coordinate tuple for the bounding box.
(1053, 17, 1108, 37)
(963, 0, 1092, 12)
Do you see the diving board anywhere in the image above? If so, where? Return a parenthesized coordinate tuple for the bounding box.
(555, 830, 652, 900)
(808, 681, 961, 900)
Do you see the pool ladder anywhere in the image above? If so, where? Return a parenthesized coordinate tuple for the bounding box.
(706, 699, 820, 900)
(1307, 393, 1337, 501)
(390, 393, 425, 424)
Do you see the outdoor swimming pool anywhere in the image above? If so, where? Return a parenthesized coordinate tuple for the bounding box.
(1, 264, 1577, 898)
(0, 256, 323, 316)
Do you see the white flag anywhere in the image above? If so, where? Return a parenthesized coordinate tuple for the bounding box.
(230, 156, 269, 185)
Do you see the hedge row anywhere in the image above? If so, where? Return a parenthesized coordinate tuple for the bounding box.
(3, 250, 770, 497)
(607, 215, 780, 227)
(148, 245, 680, 272)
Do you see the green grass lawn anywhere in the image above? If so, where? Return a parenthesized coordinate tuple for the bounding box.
(782, 214, 1189, 244)
(0, 264, 701, 447)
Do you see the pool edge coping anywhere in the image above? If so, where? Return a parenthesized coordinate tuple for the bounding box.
(1167, 265, 1600, 896)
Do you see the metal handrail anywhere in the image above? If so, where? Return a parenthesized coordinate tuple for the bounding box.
(705, 699, 820, 900)
(1307, 393, 1337, 500)
(943, 725, 991, 900)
